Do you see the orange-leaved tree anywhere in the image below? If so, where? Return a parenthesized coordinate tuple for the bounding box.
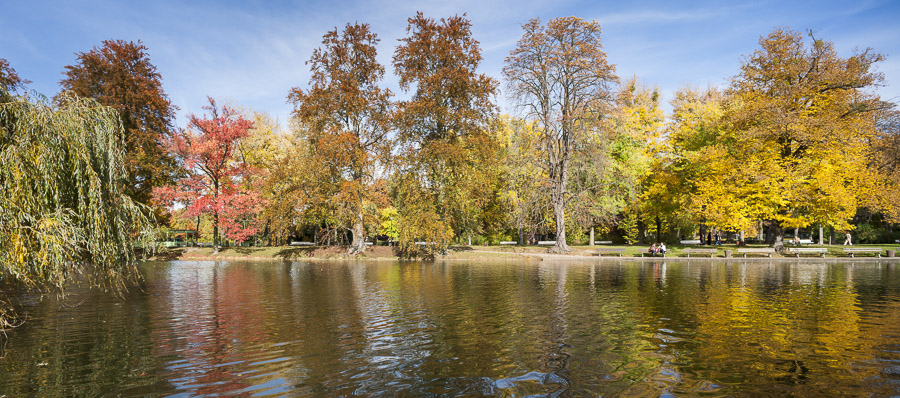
(60, 40, 179, 208)
(289, 22, 393, 254)
(393, 12, 499, 256)
(1, 58, 30, 95)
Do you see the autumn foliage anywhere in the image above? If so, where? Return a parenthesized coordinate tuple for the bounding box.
(289, 22, 393, 254)
(504, 17, 618, 253)
(60, 40, 179, 207)
(7, 16, 900, 262)
(153, 98, 262, 248)
(392, 12, 501, 256)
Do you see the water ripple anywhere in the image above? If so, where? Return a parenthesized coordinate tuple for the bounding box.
(0, 260, 898, 396)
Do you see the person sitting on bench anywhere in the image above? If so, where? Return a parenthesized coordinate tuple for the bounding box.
(659, 243, 667, 255)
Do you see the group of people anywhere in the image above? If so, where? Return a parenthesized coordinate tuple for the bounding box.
(648, 242, 667, 255)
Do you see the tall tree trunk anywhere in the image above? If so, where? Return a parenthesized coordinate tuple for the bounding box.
(739, 229, 745, 244)
(818, 225, 824, 245)
(589, 227, 595, 246)
(195, 215, 201, 246)
(349, 211, 367, 254)
(213, 179, 220, 253)
(655, 216, 661, 243)
(830, 227, 835, 245)
(518, 225, 524, 246)
(636, 217, 646, 244)
(550, 187, 569, 253)
(767, 220, 785, 253)
(699, 224, 707, 245)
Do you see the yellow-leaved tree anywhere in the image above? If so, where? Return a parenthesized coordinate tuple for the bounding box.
(608, 78, 665, 244)
(725, 28, 886, 251)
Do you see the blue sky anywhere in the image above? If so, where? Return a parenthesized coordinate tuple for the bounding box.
(2, 0, 898, 126)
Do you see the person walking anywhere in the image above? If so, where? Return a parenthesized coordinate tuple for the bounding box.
(844, 232, 853, 246)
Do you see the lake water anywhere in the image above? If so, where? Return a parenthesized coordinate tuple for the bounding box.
(1, 260, 899, 396)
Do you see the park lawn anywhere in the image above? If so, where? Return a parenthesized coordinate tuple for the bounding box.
(151, 243, 898, 261)
(152, 244, 532, 261)
(483, 242, 898, 258)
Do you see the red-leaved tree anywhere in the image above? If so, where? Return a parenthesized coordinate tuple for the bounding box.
(153, 97, 263, 249)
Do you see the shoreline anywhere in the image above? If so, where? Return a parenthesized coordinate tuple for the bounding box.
(147, 246, 900, 263)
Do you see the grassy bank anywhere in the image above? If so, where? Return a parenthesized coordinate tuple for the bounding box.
(149, 245, 535, 262)
(148, 242, 898, 262)
(484, 243, 897, 258)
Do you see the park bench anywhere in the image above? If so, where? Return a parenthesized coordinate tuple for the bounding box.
(683, 248, 717, 258)
(594, 240, 613, 245)
(789, 248, 828, 258)
(538, 241, 556, 246)
(597, 248, 625, 257)
(738, 248, 775, 258)
(640, 249, 666, 257)
(790, 239, 813, 245)
(843, 248, 882, 258)
(680, 240, 701, 245)
(499, 241, 518, 245)
(290, 241, 314, 246)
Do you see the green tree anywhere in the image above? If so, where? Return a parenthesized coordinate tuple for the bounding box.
(600, 78, 665, 243)
(1, 94, 154, 329)
(497, 116, 549, 244)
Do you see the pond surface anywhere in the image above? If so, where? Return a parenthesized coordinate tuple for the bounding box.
(1, 260, 899, 396)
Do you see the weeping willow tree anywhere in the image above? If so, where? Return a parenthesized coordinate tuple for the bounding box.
(0, 91, 155, 330)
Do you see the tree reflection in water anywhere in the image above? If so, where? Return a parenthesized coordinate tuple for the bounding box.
(0, 260, 897, 396)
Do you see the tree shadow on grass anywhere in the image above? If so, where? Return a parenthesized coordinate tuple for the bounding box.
(232, 247, 263, 255)
(143, 248, 183, 261)
(274, 247, 316, 259)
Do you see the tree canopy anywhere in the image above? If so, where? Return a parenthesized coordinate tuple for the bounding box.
(289, 22, 393, 254)
(61, 40, 179, 207)
(1, 93, 154, 329)
(503, 17, 618, 252)
(153, 98, 260, 249)
(392, 12, 500, 257)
